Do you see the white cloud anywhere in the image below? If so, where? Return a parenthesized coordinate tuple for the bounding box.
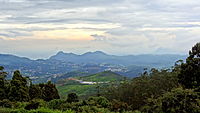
(0, 0, 200, 58)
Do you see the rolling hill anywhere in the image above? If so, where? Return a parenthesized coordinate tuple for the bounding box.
(76, 71, 125, 82)
(56, 71, 125, 98)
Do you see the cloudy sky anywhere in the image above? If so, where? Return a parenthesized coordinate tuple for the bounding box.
(0, 0, 200, 59)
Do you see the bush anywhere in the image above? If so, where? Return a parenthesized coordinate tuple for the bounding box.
(8, 107, 75, 113)
(88, 96, 110, 108)
(97, 96, 110, 108)
(0, 99, 13, 108)
(13, 102, 28, 109)
(67, 93, 79, 103)
(48, 99, 66, 110)
(24, 101, 40, 110)
(111, 99, 129, 112)
(0, 108, 13, 113)
(24, 99, 46, 110)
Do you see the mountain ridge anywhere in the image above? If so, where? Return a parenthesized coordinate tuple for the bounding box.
(49, 51, 187, 67)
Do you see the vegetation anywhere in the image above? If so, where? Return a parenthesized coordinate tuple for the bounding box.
(0, 43, 200, 112)
(0, 68, 60, 102)
(57, 71, 125, 98)
(77, 71, 125, 82)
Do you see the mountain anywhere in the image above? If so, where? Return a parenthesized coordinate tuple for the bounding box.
(0, 51, 187, 81)
(0, 54, 33, 65)
(50, 51, 187, 67)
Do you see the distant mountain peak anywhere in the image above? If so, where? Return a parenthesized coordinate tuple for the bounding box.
(57, 51, 65, 55)
(94, 51, 106, 54)
(82, 51, 107, 56)
(56, 51, 76, 56)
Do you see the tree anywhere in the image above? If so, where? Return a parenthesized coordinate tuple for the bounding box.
(9, 70, 30, 101)
(67, 93, 79, 103)
(0, 66, 7, 100)
(41, 81, 60, 101)
(142, 88, 200, 113)
(29, 84, 42, 100)
(104, 68, 179, 110)
(178, 43, 200, 89)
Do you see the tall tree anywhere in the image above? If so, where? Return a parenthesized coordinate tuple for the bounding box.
(9, 70, 30, 101)
(178, 43, 200, 89)
(67, 93, 79, 103)
(0, 66, 7, 100)
(29, 84, 42, 100)
(41, 81, 60, 101)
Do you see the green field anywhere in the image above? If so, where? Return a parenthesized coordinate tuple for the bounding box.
(57, 71, 125, 98)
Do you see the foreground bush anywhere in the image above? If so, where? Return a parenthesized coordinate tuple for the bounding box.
(48, 99, 66, 110)
(0, 99, 13, 108)
(0, 107, 75, 113)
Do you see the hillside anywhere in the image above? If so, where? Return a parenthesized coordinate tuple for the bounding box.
(77, 71, 125, 82)
(56, 71, 125, 98)
(0, 54, 33, 65)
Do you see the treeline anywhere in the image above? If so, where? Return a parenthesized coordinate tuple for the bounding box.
(0, 69, 60, 102)
(103, 43, 200, 112)
(0, 43, 200, 113)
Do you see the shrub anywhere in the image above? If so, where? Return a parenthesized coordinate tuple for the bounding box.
(97, 96, 110, 108)
(48, 99, 66, 110)
(13, 102, 28, 109)
(0, 99, 13, 108)
(7, 107, 75, 113)
(111, 99, 129, 112)
(67, 93, 79, 103)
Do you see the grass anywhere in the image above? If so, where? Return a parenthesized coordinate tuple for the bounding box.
(56, 71, 125, 98)
(57, 84, 97, 99)
(77, 71, 124, 82)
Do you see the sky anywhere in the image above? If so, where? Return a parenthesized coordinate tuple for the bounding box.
(0, 0, 200, 59)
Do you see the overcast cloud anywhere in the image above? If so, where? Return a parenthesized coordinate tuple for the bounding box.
(0, 0, 199, 59)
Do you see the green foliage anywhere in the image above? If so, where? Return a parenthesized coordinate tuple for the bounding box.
(0, 99, 13, 108)
(24, 99, 46, 110)
(29, 84, 42, 100)
(105, 68, 179, 110)
(56, 71, 123, 99)
(110, 99, 129, 112)
(67, 93, 79, 103)
(142, 88, 200, 113)
(29, 82, 60, 101)
(9, 70, 30, 102)
(88, 96, 110, 108)
(13, 102, 28, 109)
(48, 99, 66, 110)
(2, 107, 75, 113)
(57, 84, 97, 99)
(78, 71, 124, 82)
(0, 66, 7, 100)
(0, 67, 60, 102)
(178, 43, 200, 89)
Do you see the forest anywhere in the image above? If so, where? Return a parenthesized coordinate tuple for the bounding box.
(0, 43, 200, 113)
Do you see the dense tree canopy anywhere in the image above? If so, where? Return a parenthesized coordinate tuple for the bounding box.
(0, 66, 7, 100)
(178, 43, 200, 90)
(104, 68, 179, 110)
(0, 69, 60, 102)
